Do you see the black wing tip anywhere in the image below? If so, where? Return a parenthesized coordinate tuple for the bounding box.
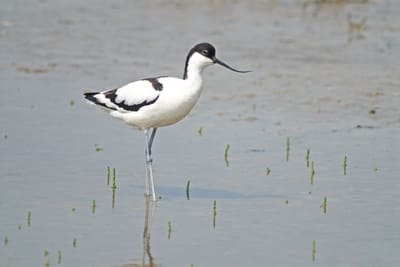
(84, 92, 99, 103)
(84, 91, 97, 98)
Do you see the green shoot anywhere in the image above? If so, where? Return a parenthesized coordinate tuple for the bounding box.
(213, 200, 217, 228)
(168, 221, 172, 240)
(197, 127, 203, 136)
(107, 166, 111, 185)
(57, 250, 62, 264)
(286, 136, 290, 161)
(312, 240, 316, 262)
(321, 197, 327, 214)
(27, 210, 31, 227)
(186, 180, 191, 200)
(224, 144, 230, 167)
(92, 200, 96, 214)
(112, 168, 117, 189)
(310, 161, 315, 185)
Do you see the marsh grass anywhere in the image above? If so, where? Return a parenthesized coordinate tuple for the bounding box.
(112, 168, 117, 189)
(94, 144, 103, 152)
(107, 166, 111, 185)
(167, 221, 172, 240)
(212, 200, 217, 229)
(57, 250, 62, 264)
(186, 180, 191, 200)
(27, 210, 31, 227)
(224, 144, 230, 167)
(310, 161, 315, 185)
(112, 188, 116, 209)
(92, 200, 96, 214)
(312, 240, 316, 262)
(286, 137, 290, 161)
(321, 197, 327, 214)
(197, 127, 203, 136)
(306, 149, 310, 168)
(343, 155, 347, 175)
(73, 238, 77, 248)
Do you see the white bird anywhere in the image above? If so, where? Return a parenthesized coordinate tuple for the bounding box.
(84, 42, 250, 201)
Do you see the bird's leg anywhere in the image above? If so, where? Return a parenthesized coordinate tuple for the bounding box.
(148, 128, 158, 156)
(144, 129, 156, 201)
(144, 130, 150, 196)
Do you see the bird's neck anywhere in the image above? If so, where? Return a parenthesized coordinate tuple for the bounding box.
(183, 68, 203, 94)
(184, 64, 203, 81)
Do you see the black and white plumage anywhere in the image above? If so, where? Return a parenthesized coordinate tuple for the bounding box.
(84, 42, 250, 201)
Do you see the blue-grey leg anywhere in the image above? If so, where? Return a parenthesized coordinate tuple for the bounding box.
(149, 128, 157, 156)
(144, 129, 156, 201)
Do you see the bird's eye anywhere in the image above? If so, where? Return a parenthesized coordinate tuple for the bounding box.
(201, 49, 209, 56)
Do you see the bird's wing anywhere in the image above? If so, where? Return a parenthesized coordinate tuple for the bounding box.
(84, 78, 163, 112)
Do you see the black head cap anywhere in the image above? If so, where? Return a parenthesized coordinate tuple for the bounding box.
(183, 42, 251, 79)
(190, 43, 216, 60)
(183, 43, 216, 79)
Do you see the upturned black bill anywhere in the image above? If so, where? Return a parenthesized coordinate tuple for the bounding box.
(214, 58, 251, 73)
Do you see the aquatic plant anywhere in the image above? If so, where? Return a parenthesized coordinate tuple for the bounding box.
(312, 240, 316, 262)
(107, 166, 111, 185)
(27, 210, 31, 227)
(112, 168, 117, 189)
(310, 161, 315, 185)
(197, 127, 203, 136)
(186, 180, 191, 200)
(92, 200, 96, 214)
(213, 200, 217, 228)
(266, 167, 271, 176)
(321, 197, 327, 214)
(306, 149, 310, 168)
(224, 144, 230, 167)
(94, 144, 103, 152)
(112, 188, 116, 209)
(168, 221, 172, 240)
(286, 137, 290, 161)
(343, 155, 347, 175)
(57, 250, 62, 264)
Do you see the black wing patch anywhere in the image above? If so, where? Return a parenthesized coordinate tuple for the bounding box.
(105, 88, 160, 112)
(142, 77, 164, 91)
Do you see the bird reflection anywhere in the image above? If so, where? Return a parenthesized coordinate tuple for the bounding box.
(141, 195, 157, 267)
(121, 195, 158, 267)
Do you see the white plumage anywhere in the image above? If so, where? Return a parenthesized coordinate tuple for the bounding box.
(84, 42, 249, 201)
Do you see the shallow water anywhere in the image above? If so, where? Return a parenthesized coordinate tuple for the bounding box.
(1, 0, 400, 266)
